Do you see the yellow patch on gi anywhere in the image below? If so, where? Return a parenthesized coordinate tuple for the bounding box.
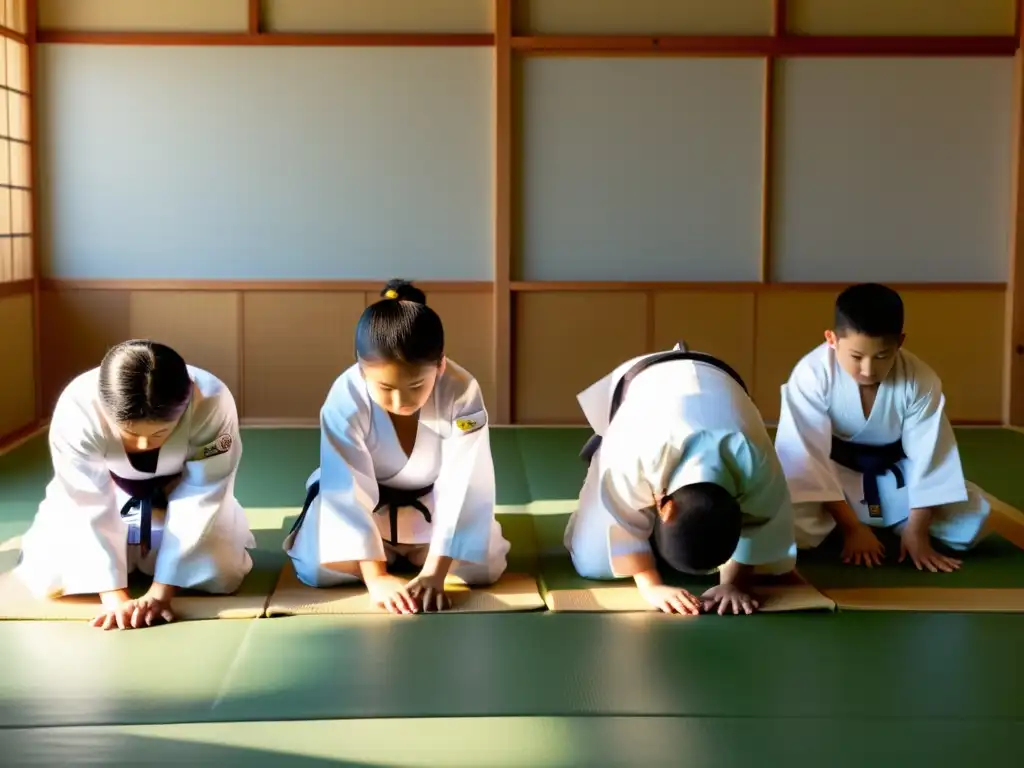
(456, 418, 478, 433)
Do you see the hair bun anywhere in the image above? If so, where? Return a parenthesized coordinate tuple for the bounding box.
(381, 279, 427, 305)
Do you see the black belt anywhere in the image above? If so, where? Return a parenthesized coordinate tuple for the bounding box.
(290, 480, 434, 546)
(111, 473, 179, 554)
(829, 436, 906, 519)
(581, 342, 749, 465)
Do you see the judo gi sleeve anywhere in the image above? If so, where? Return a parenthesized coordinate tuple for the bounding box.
(429, 378, 495, 565)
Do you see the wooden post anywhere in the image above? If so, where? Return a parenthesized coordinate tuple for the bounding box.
(1006, 0, 1024, 426)
(494, 0, 513, 424)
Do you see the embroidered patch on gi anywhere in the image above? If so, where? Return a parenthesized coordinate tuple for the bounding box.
(192, 433, 233, 461)
(454, 410, 486, 435)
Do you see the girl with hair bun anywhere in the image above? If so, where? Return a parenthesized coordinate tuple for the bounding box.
(284, 279, 509, 613)
(14, 340, 255, 630)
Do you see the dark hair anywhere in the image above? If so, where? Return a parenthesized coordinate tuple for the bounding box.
(652, 483, 743, 574)
(98, 340, 193, 424)
(834, 283, 904, 340)
(354, 279, 445, 366)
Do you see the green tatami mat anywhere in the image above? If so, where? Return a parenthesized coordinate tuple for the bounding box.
(206, 612, 1024, 724)
(0, 618, 254, 728)
(796, 529, 1024, 589)
(490, 428, 532, 505)
(954, 428, 1024, 508)
(233, 429, 320, 507)
(516, 427, 591, 502)
(1, 717, 1021, 767)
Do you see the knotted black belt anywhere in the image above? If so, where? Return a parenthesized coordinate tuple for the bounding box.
(290, 480, 434, 546)
(110, 472, 180, 554)
(581, 342, 750, 465)
(829, 436, 906, 519)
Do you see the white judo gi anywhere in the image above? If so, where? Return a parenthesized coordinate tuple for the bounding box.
(564, 351, 798, 580)
(285, 358, 509, 587)
(15, 366, 255, 598)
(774, 342, 990, 550)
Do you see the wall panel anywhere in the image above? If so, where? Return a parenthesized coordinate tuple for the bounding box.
(515, 0, 771, 35)
(264, 0, 493, 34)
(417, 290, 497, 413)
(128, 291, 241, 400)
(773, 58, 1014, 283)
(37, 45, 494, 280)
(242, 291, 365, 421)
(38, 0, 248, 32)
(899, 290, 1005, 422)
(651, 291, 757, 391)
(787, 0, 1015, 36)
(514, 292, 647, 423)
(519, 58, 764, 281)
(39, 288, 130, 413)
(0, 292, 35, 436)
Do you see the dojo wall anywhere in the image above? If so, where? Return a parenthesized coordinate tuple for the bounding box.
(26, 0, 1020, 435)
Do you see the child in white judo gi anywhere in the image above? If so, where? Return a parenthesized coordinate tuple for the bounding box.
(285, 279, 509, 614)
(565, 345, 798, 616)
(774, 283, 990, 572)
(15, 340, 255, 630)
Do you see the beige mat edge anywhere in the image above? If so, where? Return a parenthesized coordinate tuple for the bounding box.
(266, 563, 546, 616)
(540, 574, 836, 614)
(821, 586, 1024, 612)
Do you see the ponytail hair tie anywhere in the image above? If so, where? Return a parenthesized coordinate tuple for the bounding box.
(384, 289, 399, 299)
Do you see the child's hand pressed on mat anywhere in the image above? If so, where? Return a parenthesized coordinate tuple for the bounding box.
(899, 528, 962, 573)
(367, 574, 419, 614)
(637, 582, 702, 615)
(91, 588, 173, 630)
(841, 523, 886, 567)
(701, 584, 759, 615)
(406, 571, 452, 613)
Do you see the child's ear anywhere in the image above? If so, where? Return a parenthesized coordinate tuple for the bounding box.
(897, 333, 906, 348)
(824, 330, 838, 348)
(437, 356, 447, 376)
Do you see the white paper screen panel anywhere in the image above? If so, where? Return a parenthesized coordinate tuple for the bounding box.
(772, 58, 1014, 283)
(37, 45, 494, 280)
(519, 58, 765, 282)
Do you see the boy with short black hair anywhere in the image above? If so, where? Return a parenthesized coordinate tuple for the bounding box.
(774, 283, 990, 572)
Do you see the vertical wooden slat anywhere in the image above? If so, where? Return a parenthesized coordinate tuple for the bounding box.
(760, 0, 785, 284)
(1006, 0, 1024, 426)
(248, 0, 261, 36)
(494, 0, 512, 424)
(237, 291, 246, 419)
(27, 0, 41, 424)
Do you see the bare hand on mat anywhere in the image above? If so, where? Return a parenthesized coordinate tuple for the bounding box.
(367, 575, 419, 614)
(406, 572, 452, 613)
(841, 523, 885, 567)
(638, 582, 702, 615)
(899, 529, 961, 573)
(701, 584, 759, 615)
(91, 589, 175, 630)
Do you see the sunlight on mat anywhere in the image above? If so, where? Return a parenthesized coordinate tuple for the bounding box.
(539, 556, 835, 614)
(0, 506, 299, 622)
(796, 489, 1024, 613)
(265, 562, 545, 616)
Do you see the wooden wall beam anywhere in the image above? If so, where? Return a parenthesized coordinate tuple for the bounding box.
(40, 279, 492, 292)
(28, 0, 41, 424)
(509, 281, 1007, 293)
(0, 279, 34, 298)
(493, 0, 513, 425)
(511, 35, 1017, 57)
(36, 31, 494, 46)
(1006, 0, 1024, 426)
(248, 0, 261, 36)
